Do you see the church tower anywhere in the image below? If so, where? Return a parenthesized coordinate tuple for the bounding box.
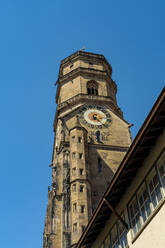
(43, 51, 132, 248)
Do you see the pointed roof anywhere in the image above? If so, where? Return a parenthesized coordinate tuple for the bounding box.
(69, 115, 87, 133)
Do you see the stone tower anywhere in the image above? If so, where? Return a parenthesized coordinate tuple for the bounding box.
(43, 51, 132, 248)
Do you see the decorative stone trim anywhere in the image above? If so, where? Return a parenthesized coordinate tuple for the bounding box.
(57, 94, 115, 110)
(88, 144, 129, 152)
(59, 67, 109, 82)
(57, 94, 123, 120)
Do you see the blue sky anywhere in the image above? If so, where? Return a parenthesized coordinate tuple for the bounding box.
(0, 1, 164, 247)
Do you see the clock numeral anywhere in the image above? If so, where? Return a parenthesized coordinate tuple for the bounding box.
(82, 107, 87, 112)
(88, 105, 93, 109)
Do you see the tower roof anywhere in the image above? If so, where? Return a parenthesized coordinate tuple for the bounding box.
(58, 50, 112, 77)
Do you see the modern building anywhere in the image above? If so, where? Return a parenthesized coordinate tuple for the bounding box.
(76, 87, 165, 248)
(43, 51, 132, 248)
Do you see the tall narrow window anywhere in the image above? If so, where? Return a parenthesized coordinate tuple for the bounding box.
(98, 157, 102, 172)
(73, 223, 77, 232)
(72, 152, 76, 159)
(72, 184, 76, 192)
(80, 205, 85, 213)
(80, 185, 84, 192)
(96, 130, 101, 142)
(81, 225, 85, 233)
(79, 168, 84, 175)
(79, 153, 83, 159)
(73, 203, 77, 212)
(78, 137, 82, 143)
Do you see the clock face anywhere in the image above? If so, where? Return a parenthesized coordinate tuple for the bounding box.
(78, 105, 112, 129)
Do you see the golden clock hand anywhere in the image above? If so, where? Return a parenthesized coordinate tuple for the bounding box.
(95, 116, 104, 125)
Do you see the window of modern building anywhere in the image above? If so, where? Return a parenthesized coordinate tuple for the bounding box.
(72, 184, 76, 192)
(147, 167, 162, 209)
(78, 137, 82, 143)
(128, 153, 165, 238)
(79, 153, 83, 159)
(73, 223, 77, 232)
(73, 203, 77, 212)
(87, 80, 98, 96)
(137, 184, 151, 223)
(80, 205, 85, 213)
(157, 151, 165, 192)
(111, 224, 120, 248)
(79, 168, 84, 175)
(100, 214, 128, 248)
(159, 161, 165, 190)
(80, 185, 84, 192)
(129, 197, 141, 236)
(118, 216, 128, 248)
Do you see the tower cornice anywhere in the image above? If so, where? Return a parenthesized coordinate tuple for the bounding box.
(57, 94, 117, 111)
(58, 67, 110, 83)
(55, 67, 117, 104)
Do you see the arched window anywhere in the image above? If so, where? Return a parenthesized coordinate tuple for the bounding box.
(87, 80, 98, 96)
